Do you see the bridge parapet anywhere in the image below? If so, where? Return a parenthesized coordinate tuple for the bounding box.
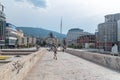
(0, 49, 46, 80)
(66, 49, 120, 71)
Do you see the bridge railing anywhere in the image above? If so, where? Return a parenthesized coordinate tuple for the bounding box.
(66, 48, 120, 72)
(0, 49, 47, 80)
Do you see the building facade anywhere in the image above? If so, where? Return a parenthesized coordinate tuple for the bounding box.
(23, 36, 27, 46)
(97, 13, 120, 51)
(117, 20, 120, 51)
(46, 37, 59, 47)
(0, 3, 6, 48)
(66, 28, 92, 46)
(17, 29, 24, 47)
(77, 35, 96, 48)
(5, 23, 18, 47)
(32, 37, 36, 45)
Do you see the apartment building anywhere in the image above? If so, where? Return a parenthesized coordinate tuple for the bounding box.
(97, 13, 120, 51)
(0, 3, 6, 48)
(5, 23, 18, 47)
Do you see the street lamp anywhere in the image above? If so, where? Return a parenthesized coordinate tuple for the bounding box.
(104, 35, 107, 51)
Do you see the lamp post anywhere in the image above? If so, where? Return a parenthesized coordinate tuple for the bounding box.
(104, 35, 107, 51)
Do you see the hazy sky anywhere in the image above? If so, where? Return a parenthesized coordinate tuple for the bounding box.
(1, 0, 120, 34)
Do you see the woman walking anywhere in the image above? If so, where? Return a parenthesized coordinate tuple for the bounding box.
(53, 45, 57, 60)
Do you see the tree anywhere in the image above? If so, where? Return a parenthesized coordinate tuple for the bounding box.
(63, 38, 66, 46)
(49, 32, 54, 38)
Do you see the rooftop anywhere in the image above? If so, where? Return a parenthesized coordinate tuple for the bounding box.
(69, 28, 83, 32)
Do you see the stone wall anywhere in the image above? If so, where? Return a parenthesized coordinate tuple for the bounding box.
(0, 49, 47, 80)
(66, 49, 120, 71)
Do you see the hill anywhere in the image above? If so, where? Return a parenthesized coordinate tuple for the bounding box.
(17, 27, 66, 39)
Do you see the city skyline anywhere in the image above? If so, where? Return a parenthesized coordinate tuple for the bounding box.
(1, 0, 120, 34)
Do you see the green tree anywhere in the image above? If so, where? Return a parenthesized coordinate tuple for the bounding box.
(49, 32, 54, 38)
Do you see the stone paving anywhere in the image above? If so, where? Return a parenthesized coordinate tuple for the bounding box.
(24, 51, 120, 80)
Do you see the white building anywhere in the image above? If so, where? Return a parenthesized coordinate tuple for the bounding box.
(97, 13, 120, 51)
(23, 36, 27, 46)
(117, 20, 120, 41)
(32, 37, 37, 45)
(117, 20, 120, 51)
(5, 23, 18, 47)
(17, 29, 24, 46)
(67, 28, 83, 41)
(105, 13, 120, 22)
(0, 3, 6, 48)
(66, 28, 91, 46)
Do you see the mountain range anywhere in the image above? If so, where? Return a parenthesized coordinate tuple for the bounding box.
(17, 27, 66, 39)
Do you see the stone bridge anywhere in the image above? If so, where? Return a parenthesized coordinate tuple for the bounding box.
(0, 48, 120, 80)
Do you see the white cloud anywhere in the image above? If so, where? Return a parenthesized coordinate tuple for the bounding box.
(15, 0, 49, 8)
(2, 0, 120, 34)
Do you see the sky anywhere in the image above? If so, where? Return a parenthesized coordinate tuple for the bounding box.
(1, 0, 120, 34)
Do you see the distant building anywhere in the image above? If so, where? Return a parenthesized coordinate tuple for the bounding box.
(4, 22, 37, 48)
(23, 36, 27, 46)
(36, 37, 45, 46)
(17, 29, 24, 47)
(5, 23, 18, 47)
(25, 36, 37, 47)
(77, 35, 96, 48)
(105, 13, 120, 22)
(0, 3, 6, 48)
(97, 13, 120, 51)
(66, 28, 92, 46)
(67, 28, 83, 41)
(117, 20, 120, 51)
(46, 37, 58, 46)
(32, 37, 36, 45)
(5, 23, 37, 48)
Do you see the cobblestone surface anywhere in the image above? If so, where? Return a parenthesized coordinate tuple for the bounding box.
(24, 51, 120, 80)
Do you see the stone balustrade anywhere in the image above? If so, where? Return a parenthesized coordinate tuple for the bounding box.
(66, 49, 120, 71)
(0, 49, 47, 80)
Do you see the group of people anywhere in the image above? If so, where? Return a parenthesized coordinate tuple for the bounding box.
(49, 45, 66, 60)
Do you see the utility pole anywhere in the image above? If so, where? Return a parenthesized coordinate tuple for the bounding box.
(104, 26, 107, 51)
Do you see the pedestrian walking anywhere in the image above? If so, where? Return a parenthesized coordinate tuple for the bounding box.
(53, 45, 57, 60)
(0, 50, 1, 55)
(62, 46, 65, 52)
(62, 45, 66, 52)
(36, 45, 40, 51)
